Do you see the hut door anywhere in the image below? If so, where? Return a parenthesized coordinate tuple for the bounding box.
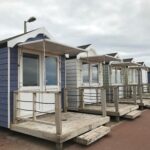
(41, 55, 60, 113)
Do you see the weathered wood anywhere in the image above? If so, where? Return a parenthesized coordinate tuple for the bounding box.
(63, 88, 68, 112)
(79, 103, 139, 117)
(133, 86, 137, 104)
(113, 87, 119, 113)
(11, 112, 109, 143)
(16, 117, 55, 126)
(56, 143, 63, 150)
(33, 93, 36, 121)
(13, 92, 18, 124)
(124, 110, 141, 119)
(79, 88, 84, 109)
(101, 89, 107, 117)
(55, 92, 62, 136)
(139, 86, 143, 104)
(74, 126, 110, 145)
(96, 88, 99, 103)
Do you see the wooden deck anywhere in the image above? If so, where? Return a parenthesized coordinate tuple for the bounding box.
(79, 103, 139, 117)
(11, 112, 109, 143)
(137, 99, 150, 108)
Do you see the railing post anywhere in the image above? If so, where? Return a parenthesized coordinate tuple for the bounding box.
(96, 88, 99, 104)
(13, 92, 18, 124)
(55, 92, 62, 136)
(133, 86, 137, 104)
(101, 88, 107, 117)
(148, 84, 150, 93)
(79, 88, 84, 109)
(63, 88, 68, 112)
(139, 85, 143, 104)
(113, 87, 119, 113)
(33, 92, 36, 121)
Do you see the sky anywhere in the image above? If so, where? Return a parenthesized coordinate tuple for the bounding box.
(0, 0, 150, 65)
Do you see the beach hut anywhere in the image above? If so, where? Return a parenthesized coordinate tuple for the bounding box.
(0, 29, 110, 149)
(135, 62, 150, 108)
(66, 47, 132, 121)
(103, 57, 142, 120)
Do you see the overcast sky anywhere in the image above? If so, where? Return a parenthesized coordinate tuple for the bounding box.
(0, 0, 150, 65)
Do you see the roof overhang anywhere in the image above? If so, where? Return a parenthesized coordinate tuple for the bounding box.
(80, 55, 121, 63)
(18, 39, 85, 57)
(111, 62, 140, 67)
(129, 65, 149, 70)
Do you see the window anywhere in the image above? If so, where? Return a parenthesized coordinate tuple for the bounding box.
(45, 56, 58, 85)
(92, 64, 98, 83)
(117, 70, 121, 84)
(111, 69, 116, 84)
(23, 53, 39, 86)
(82, 64, 89, 83)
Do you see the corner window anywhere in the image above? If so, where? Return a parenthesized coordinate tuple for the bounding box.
(23, 53, 39, 86)
(92, 64, 98, 83)
(82, 64, 89, 83)
(45, 56, 58, 85)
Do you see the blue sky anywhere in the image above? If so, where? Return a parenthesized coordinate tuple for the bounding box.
(0, 0, 150, 65)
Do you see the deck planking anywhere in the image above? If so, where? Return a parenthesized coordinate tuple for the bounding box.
(11, 112, 110, 143)
(79, 103, 139, 117)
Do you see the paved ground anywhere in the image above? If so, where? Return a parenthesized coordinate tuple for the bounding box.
(0, 110, 149, 150)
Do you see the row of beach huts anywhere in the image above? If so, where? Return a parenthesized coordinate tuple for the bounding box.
(0, 28, 150, 149)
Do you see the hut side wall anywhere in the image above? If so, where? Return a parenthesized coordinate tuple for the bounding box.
(0, 47, 8, 128)
(10, 47, 18, 124)
(66, 59, 80, 110)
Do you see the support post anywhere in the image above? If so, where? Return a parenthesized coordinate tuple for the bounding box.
(63, 88, 68, 112)
(79, 88, 84, 109)
(139, 85, 143, 104)
(133, 86, 137, 104)
(113, 87, 119, 113)
(55, 92, 62, 135)
(101, 88, 107, 117)
(55, 92, 62, 150)
(148, 84, 150, 93)
(13, 92, 18, 124)
(96, 88, 99, 104)
(33, 92, 36, 121)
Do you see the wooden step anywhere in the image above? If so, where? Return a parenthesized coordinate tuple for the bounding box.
(74, 126, 110, 145)
(124, 110, 142, 119)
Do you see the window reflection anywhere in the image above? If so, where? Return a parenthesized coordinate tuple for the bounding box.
(46, 56, 57, 85)
(82, 64, 89, 83)
(92, 64, 98, 83)
(23, 53, 39, 86)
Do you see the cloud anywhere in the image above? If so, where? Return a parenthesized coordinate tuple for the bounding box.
(0, 0, 150, 65)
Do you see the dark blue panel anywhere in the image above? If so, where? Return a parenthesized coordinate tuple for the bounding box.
(0, 47, 8, 128)
(10, 47, 18, 123)
(26, 34, 49, 42)
(148, 72, 150, 83)
(61, 56, 66, 109)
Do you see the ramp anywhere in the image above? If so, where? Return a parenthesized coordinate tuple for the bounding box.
(74, 126, 110, 145)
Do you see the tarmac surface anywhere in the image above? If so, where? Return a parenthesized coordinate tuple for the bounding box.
(0, 110, 149, 150)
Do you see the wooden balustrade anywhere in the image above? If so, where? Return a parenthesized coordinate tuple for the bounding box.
(13, 90, 62, 137)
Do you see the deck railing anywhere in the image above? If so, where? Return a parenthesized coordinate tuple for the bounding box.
(105, 85, 138, 112)
(66, 87, 107, 117)
(13, 90, 63, 136)
(141, 84, 150, 94)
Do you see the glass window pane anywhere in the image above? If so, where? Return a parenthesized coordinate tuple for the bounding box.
(46, 56, 57, 85)
(117, 70, 121, 84)
(82, 64, 89, 83)
(111, 69, 115, 84)
(92, 64, 98, 83)
(23, 53, 39, 86)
